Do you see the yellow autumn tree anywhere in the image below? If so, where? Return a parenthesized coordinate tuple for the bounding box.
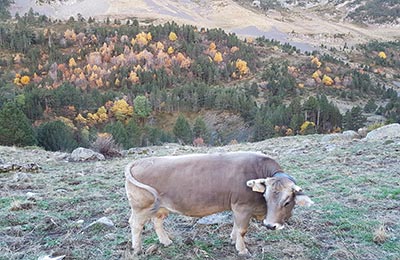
(214, 52, 223, 63)
(135, 32, 149, 47)
(69, 58, 77, 68)
(322, 75, 334, 86)
(167, 46, 174, 54)
(129, 71, 139, 83)
(97, 106, 108, 123)
(209, 42, 216, 51)
(169, 32, 177, 41)
(300, 121, 315, 135)
(235, 59, 249, 76)
(75, 113, 87, 125)
(146, 32, 152, 41)
(312, 70, 322, 79)
(156, 41, 164, 50)
(378, 51, 387, 59)
(311, 56, 322, 68)
(20, 76, 31, 85)
(111, 99, 134, 122)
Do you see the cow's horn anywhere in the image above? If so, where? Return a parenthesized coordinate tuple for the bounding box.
(292, 185, 302, 192)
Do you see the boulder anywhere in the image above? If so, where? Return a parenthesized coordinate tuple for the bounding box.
(342, 130, 360, 140)
(321, 130, 360, 143)
(69, 147, 105, 162)
(365, 123, 400, 141)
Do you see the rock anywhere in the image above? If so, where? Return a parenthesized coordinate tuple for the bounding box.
(53, 152, 70, 161)
(0, 163, 40, 173)
(38, 255, 66, 260)
(365, 123, 400, 141)
(197, 212, 232, 225)
(0, 164, 13, 173)
(96, 217, 114, 227)
(26, 192, 37, 198)
(22, 163, 41, 172)
(69, 148, 105, 162)
(84, 216, 115, 230)
(358, 127, 368, 138)
(13, 172, 32, 182)
(127, 147, 154, 155)
(342, 130, 360, 139)
(321, 131, 359, 143)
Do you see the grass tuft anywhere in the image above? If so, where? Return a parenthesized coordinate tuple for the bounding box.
(373, 224, 388, 244)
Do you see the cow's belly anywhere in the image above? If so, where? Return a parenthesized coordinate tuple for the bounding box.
(159, 190, 232, 217)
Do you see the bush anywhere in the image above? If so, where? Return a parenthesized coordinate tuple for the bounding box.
(36, 120, 78, 152)
(104, 121, 128, 148)
(90, 133, 121, 158)
(173, 114, 193, 144)
(0, 102, 37, 147)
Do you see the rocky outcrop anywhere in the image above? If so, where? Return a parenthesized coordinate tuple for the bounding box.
(69, 147, 105, 162)
(0, 163, 41, 173)
(321, 130, 360, 143)
(365, 124, 400, 141)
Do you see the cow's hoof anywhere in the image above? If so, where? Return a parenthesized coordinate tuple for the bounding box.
(160, 238, 173, 247)
(132, 248, 142, 255)
(132, 249, 142, 256)
(238, 249, 252, 257)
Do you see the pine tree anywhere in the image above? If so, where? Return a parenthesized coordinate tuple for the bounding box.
(192, 116, 210, 144)
(173, 114, 192, 144)
(126, 119, 141, 148)
(37, 121, 77, 151)
(343, 106, 366, 130)
(134, 95, 152, 125)
(0, 102, 37, 146)
(253, 108, 274, 141)
(104, 121, 128, 149)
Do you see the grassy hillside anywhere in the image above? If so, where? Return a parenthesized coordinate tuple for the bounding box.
(1, 133, 399, 259)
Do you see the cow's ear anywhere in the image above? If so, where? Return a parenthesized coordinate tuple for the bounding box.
(246, 179, 266, 193)
(295, 194, 314, 207)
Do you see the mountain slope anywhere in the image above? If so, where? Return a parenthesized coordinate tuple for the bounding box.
(11, 0, 400, 49)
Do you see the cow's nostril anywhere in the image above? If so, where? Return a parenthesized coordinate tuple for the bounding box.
(265, 224, 276, 230)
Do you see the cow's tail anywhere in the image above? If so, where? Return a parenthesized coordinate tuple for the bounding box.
(125, 162, 160, 213)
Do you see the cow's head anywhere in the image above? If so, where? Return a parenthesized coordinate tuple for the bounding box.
(246, 176, 313, 230)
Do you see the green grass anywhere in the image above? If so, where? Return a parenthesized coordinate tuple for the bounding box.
(0, 136, 399, 259)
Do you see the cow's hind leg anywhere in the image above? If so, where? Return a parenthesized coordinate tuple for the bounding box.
(152, 216, 172, 246)
(129, 210, 150, 255)
(232, 206, 252, 256)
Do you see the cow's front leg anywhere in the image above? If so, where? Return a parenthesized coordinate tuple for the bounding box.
(230, 223, 237, 245)
(129, 210, 149, 254)
(232, 207, 252, 256)
(152, 216, 172, 246)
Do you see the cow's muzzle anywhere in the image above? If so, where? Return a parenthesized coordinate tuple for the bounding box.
(263, 221, 284, 230)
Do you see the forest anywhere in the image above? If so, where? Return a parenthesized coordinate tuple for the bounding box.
(0, 8, 399, 152)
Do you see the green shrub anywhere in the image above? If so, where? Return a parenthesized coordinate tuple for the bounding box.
(0, 102, 37, 147)
(36, 121, 78, 151)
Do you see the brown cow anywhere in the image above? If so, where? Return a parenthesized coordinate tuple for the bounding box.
(125, 152, 313, 256)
